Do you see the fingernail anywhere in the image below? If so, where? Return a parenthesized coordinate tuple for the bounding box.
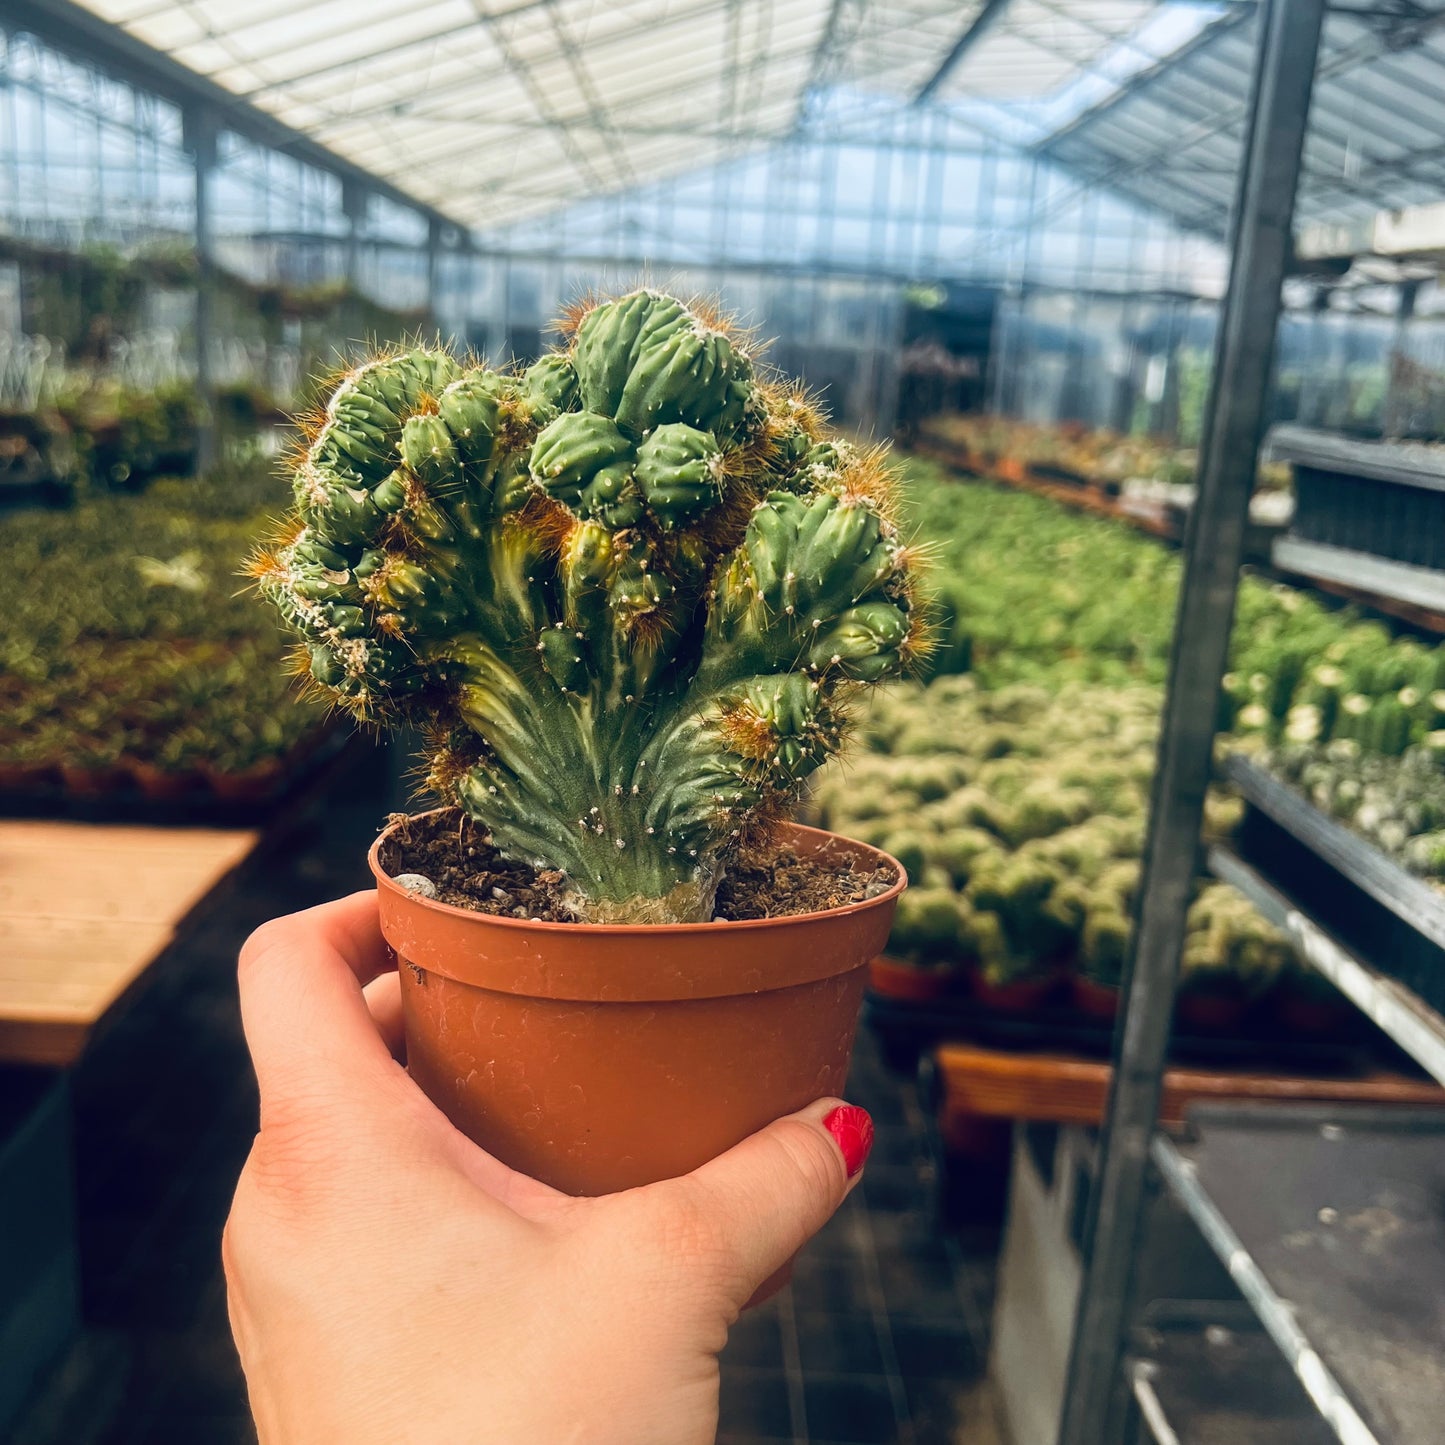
(823, 1105, 874, 1179)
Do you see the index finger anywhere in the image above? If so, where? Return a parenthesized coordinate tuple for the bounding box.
(237, 891, 397, 1118)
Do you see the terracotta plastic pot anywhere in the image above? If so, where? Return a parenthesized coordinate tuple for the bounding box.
(0, 760, 54, 793)
(205, 758, 286, 803)
(127, 759, 202, 802)
(59, 761, 130, 798)
(868, 954, 957, 1004)
(371, 818, 904, 1196)
(971, 969, 1059, 1014)
(1071, 975, 1121, 1022)
(1274, 989, 1354, 1037)
(1176, 988, 1247, 1034)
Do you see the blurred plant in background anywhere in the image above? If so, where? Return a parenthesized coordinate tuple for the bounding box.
(0, 447, 330, 797)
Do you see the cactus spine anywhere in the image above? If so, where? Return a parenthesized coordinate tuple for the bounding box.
(254, 291, 922, 921)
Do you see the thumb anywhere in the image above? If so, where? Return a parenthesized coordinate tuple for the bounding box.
(664, 1100, 874, 1306)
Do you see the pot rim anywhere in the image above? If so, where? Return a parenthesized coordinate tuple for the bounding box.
(368, 810, 905, 934)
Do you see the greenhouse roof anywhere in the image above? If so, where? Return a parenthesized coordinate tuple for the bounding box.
(18, 0, 1445, 249)
(1043, 2, 1445, 240)
(43, 0, 1213, 229)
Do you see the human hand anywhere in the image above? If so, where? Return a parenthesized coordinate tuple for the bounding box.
(224, 892, 874, 1445)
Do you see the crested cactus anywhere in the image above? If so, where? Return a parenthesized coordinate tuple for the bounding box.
(254, 290, 923, 921)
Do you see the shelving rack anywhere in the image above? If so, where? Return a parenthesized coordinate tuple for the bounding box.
(1057, 1, 1445, 1441)
(1268, 425, 1445, 621)
(1126, 1305, 1339, 1445)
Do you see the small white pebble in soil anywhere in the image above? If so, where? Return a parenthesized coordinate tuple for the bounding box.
(393, 873, 439, 899)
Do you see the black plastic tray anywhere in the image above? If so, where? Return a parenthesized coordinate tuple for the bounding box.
(1270, 427, 1445, 493)
(1270, 425, 1445, 571)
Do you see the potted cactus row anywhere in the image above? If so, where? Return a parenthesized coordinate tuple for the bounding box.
(255, 290, 919, 1194)
(811, 674, 1303, 1031)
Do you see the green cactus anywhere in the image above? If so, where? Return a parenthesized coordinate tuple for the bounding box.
(890, 886, 965, 959)
(880, 829, 930, 885)
(255, 291, 922, 921)
(1082, 907, 1131, 987)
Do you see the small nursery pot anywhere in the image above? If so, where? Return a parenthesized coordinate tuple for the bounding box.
(1175, 987, 1248, 1034)
(59, 760, 130, 798)
(0, 759, 55, 794)
(1071, 975, 1121, 1022)
(205, 758, 286, 804)
(127, 759, 202, 802)
(1274, 989, 1354, 1037)
(371, 818, 905, 1196)
(869, 955, 958, 1004)
(971, 969, 1059, 1014)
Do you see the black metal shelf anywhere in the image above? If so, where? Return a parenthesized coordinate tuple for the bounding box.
(1208, 845, 1445, 1089)
(1153, 1103, 1445, 1445)
(1268, 427, 1445, 496)
(1268, 426, 1445, 576)
(1128, 1309, 1338, 1445)
(1272, 537, 1445, 617)
(1225, 754, 1445, 956)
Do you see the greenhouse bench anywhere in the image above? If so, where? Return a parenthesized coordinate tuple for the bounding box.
(0, 818, 257, 1436)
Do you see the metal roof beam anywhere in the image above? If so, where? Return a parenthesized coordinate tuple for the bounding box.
(1036, 6, 1255, 154)
(319, 111, 1009, 147)
(290, 0, 751, 124)
(242, 0, 558, 95)
(324, 28, 825, 129)
(1029, 0, 1439, 245)
(330, 81, 1019, 204)
(536, 0, 634, 187)
(915, 0, 1011, 105)
(4, 0, 463, 230)
(789, 0, 862, 134)
(462, 0, 610, 192)
(1049, 51, 1420, 196)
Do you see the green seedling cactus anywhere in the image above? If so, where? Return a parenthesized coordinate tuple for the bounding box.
(1081, 907, 1130, 987)
(880, 829, 930, 886)
(254, 290, 923, 922)
(890, 887, 965, 959)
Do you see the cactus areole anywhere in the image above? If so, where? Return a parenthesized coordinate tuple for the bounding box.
(256, 291, 921, 923)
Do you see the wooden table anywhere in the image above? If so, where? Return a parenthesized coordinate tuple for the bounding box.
(934, 1040, 1445, 1143)
(0, 820, 259, 1066)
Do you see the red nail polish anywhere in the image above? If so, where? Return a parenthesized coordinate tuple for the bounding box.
(823, 1105, 874, 1179)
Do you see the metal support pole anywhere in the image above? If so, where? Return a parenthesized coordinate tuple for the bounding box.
(1055, 1, 1326, 1441)
(341, 177, 367, 352)
(342, 178, 366, 287)
(426, 216, 445, 338)
(185, 105, 217, 474)
(1383, 278, 1421, 438)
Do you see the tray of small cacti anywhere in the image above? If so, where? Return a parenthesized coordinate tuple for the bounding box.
(806, 676, 1370, 1067)
(0, 460, 341, 822)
